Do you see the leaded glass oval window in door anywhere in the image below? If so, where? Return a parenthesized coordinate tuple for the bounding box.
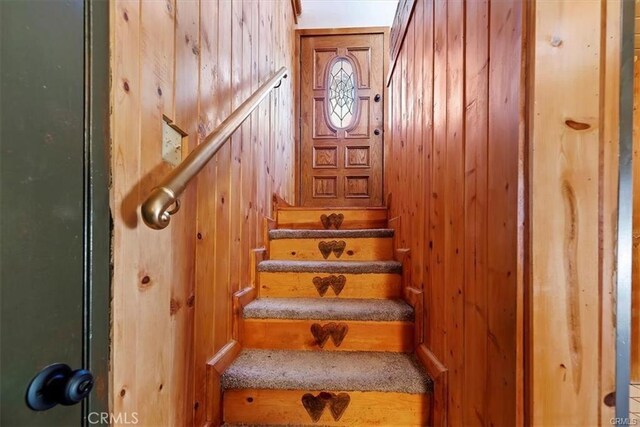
(327, 57, 357, 129)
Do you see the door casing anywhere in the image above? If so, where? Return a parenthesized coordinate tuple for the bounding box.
(84, 0, 111, 421)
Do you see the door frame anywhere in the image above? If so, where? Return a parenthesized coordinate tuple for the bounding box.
(616, 0, 636, 418)
(294, 27, 390, 206)
(84, 0, 111, 421)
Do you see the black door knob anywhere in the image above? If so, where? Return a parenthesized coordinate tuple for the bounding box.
(26, 363, 94, 411)
(373, 128, 381, 136)
(374, 94, 381, 102)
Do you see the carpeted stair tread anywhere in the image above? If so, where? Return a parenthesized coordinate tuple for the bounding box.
(223, 424, 326, 427)
(258, 260, 402, 274)
(222, 424, 309, 427)
(269, 228, 394, 240)
(223, 424, 328, 426)
(222, 349, 432, 394)
(243, 298, 414, 321)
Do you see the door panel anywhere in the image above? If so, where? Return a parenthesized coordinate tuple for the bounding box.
(300, 33, 385, 207)
(0, 1, 107, 425)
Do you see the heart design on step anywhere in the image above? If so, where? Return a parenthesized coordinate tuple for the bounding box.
(301, 392, 351, 422)
(310, 322, 349, 348)
(329, 393, 351, 421)
(320, 213, 344, 230)
(312, 275, 346, 297)
(312, 277, 330, 297)
(310, 323, 331, 348)
(318, 240, 346, 259)
(332, 214, 344, 229)
(301, 392, 333, 422)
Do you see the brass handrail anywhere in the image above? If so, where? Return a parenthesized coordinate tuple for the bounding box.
(141, 67, 288, 230)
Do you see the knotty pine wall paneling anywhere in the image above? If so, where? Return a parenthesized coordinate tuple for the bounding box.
(387, 0, 524, 425)
(390, 0, 620, 424)
(528, 0, 619, 424)
(110, 1, 295, 425)
(463, 0, 489, 424)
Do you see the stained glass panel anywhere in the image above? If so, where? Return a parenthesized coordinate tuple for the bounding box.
(328, 57, 357, 129)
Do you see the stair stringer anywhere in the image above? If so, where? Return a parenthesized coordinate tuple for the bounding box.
(204, 222, 272, 426)
(389, 212, 449, 427)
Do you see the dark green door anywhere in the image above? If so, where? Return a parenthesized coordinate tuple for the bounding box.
(0, 1, 109, 425)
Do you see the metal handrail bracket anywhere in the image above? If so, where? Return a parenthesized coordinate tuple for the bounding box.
(141, 67, 288, 229)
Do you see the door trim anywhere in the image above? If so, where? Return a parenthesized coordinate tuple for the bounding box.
(294, 27, 390, 206)
(83, 0, 111, 422)
(615, 0, 636, 419)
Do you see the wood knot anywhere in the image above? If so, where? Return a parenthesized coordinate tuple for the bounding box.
(139, 275, 153, 290)
(565, 119, 590, 131)
(603, 391, 615, 407)
(550, 35, 563, 47)
(197, 122, 207, 138)
(170, 298, 181, 315)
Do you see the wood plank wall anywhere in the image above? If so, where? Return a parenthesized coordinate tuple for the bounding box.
(632, 0, 640, 382)
(110, 1, 295, 425)
(386, 0, 524, 425)
(528, 0, 619, 425)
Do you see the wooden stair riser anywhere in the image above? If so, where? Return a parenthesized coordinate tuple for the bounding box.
(258, 272, 402, 299)
(223, 389, 429, 426)
(270, 237, 394, 261)
(276, 208, 387, 230)
(242, 319, 414, 352)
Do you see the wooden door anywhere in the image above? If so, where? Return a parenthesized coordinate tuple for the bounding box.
(299, 33, 385, 207)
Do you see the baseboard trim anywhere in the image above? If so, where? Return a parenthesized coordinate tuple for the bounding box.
(388, 216, 401, 250)
(205, 340, 242, 426)
(395, 247, 411, 290)
(250, 248, 267, 296)
(416, 344, 448, 427)
(403, 286, 424, 350)
(207, 340, 242, 373)
(262, 217, 277, 258)
(232, 286, 257, 341)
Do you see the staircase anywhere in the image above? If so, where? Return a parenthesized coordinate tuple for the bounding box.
(220, 206, 433, 426)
